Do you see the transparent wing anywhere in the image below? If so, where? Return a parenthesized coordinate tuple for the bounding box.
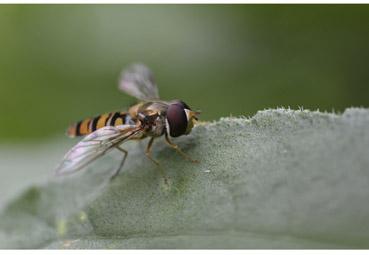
(55, 125, 142, 176)
(118, 63, 160, 101)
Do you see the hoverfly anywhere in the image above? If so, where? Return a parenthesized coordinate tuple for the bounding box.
(56, 64, 200, 180)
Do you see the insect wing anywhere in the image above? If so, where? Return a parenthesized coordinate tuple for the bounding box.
(56, 125, 141, 176)
(118, 63, 160, 101)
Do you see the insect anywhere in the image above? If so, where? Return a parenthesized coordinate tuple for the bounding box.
(56, 64, 200, 180)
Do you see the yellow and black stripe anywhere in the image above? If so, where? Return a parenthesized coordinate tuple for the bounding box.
(67, 111, 130, 137)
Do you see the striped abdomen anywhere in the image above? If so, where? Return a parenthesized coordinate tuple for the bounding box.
(67, 111, 134, 137)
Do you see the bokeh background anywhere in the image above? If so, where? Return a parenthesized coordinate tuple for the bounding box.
(1, 5, 369, 143)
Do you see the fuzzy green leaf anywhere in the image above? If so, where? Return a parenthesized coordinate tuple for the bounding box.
(1, 108, 369, 248)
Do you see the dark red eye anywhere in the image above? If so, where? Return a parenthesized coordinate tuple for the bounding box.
(170, 100, 191, 110)
(166, 103, 188, 137)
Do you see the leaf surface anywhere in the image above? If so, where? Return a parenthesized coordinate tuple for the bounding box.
(1, 108, 369, 248)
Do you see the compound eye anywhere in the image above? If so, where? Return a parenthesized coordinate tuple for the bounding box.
(170, 100, 191, 110)
(166, 103, 188, 137)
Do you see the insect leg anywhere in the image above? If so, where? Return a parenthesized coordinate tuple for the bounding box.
(110, 146, 128, 180)
(145, 137, 160, 165)
(165, 133, 199, 163)
(145, 137, 169, 185)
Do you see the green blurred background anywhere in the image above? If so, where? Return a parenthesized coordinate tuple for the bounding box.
(1, 5, 369, 142)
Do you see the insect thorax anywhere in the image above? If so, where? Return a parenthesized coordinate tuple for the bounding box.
(145, 114, 166, 137)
